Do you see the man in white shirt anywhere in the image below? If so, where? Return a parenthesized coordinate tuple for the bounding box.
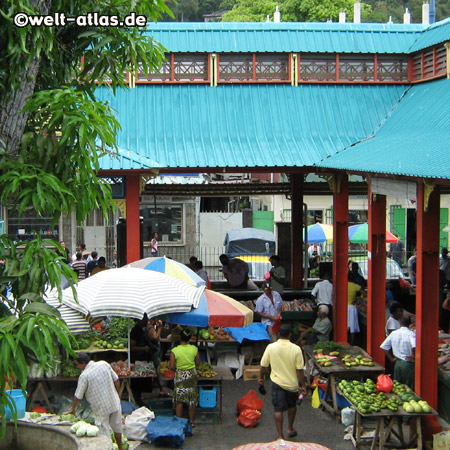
(311, 272, 333, 315)
(255, 283, 283, 341)
(65, 353, 123, 450)
(380, 316, 416, 389)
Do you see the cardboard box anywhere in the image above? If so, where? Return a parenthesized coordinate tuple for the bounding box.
(243, 365, 261, 381)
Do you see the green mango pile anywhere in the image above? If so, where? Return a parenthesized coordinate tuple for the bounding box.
(338, 379, 401, 414)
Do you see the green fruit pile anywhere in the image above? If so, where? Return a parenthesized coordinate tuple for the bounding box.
(339, 379, 401, 414)
(94, 338, 126, 349)
(341, 354, 375, 367)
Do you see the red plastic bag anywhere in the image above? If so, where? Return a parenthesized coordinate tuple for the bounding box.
(272, 317, 281, 334)
(376, 374, 393, 393)
(237, 390, 263, 413)
(237, 408, 261, 428)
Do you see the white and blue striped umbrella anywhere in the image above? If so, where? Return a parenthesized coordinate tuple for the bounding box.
(44, 288, 91, 335)
(61, 267, 204, 319)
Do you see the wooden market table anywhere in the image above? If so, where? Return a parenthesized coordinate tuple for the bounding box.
(303, 345, 385, 418)
(27, 365, 233, 421)
(340, 389, 438, 450)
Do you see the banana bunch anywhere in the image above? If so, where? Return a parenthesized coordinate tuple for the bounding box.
(159, 361, 171, 374)
(197, 362, 217, 378)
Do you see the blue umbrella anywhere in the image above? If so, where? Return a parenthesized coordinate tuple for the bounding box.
(303, 223, 333, 243)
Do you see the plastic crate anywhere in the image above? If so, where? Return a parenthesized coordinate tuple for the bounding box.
(199, 386, 218, 408)
(318, 387, 350, 410)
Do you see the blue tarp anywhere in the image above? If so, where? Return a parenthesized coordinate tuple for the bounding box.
(223, 228, 276, 257)
(224, 323, 270, 344)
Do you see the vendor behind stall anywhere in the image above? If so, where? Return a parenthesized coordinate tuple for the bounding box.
(296, 304, 332, 346)
(130, 314, 169, 404)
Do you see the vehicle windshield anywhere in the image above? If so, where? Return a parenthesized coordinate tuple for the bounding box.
(356, 259, 405, 280)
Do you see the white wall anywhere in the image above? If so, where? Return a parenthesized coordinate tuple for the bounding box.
(199, 212, 242, 251)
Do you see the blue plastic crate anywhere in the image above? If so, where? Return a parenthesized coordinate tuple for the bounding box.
(199, 386, 218, 408)
(318, 387, 350, 410)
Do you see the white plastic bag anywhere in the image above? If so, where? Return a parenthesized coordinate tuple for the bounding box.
(123, 406, 155, 442)
(341, 407, 355, 427)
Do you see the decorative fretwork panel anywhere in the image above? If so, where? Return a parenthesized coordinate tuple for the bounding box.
(377, 56, 409, 82)
(137, 53, 209, 83)
(299, 54, 336, 81)
(173, 53, 209, 81)
(254, 54, 289, 81)
(218, 54, 253, 81)
(339, 56, 375, 81)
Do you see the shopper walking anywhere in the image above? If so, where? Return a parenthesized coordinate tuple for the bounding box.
(258, 324, 307, 442)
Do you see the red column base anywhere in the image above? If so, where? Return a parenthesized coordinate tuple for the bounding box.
(421, 416, 442, 441)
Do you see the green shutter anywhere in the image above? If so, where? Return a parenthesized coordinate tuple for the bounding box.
(252, 211, 274, 232)
(390, 205, 406, 264)
(325, 208, 333, 224)
(440, 208, 448, 250)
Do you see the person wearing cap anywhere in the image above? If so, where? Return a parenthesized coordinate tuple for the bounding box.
(72, 243, 92, 263)
(255, 282, 283, 341)
(296, 305, 332, 347)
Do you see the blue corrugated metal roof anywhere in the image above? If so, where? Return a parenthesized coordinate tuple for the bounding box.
(315, 78, 450, 179)
(146, 22, 425, 54)
(408, 17, 450, 52)
(96, 84, 407, 170)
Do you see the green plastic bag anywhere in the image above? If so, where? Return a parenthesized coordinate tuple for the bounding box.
(312, 387, 320, 408)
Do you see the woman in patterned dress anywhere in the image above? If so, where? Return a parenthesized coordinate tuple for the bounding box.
(169, 330, 200, 426)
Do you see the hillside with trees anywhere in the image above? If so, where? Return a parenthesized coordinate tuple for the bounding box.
(162, 0, 450, 23)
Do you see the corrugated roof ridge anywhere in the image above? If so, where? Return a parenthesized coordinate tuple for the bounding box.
(146, 22, 425, 32)
(407, 16, 450, 52)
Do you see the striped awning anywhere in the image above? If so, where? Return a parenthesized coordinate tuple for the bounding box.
(61, 267, 204, 319)
(44, 289, 91, 335)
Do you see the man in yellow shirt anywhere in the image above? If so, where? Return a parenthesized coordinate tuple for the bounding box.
(258, 324, 307, 442)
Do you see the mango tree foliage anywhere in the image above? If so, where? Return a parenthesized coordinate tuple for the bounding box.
(0, 0, 172, 432)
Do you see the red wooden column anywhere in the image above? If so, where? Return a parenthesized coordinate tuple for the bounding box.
(125, 174, 141, 264)
(291, 174, 304, 289)
(332, 174, 349, 343)
(415, 182, 440, 408)
(367, 183, 386, 365)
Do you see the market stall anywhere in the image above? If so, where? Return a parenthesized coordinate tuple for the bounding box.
(304, 344, 384, 418)
(27, 365, 233, 422)
(337, 379, 437, 449)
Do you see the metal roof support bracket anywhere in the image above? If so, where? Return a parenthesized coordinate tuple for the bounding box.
(423, 181, 435, 213)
